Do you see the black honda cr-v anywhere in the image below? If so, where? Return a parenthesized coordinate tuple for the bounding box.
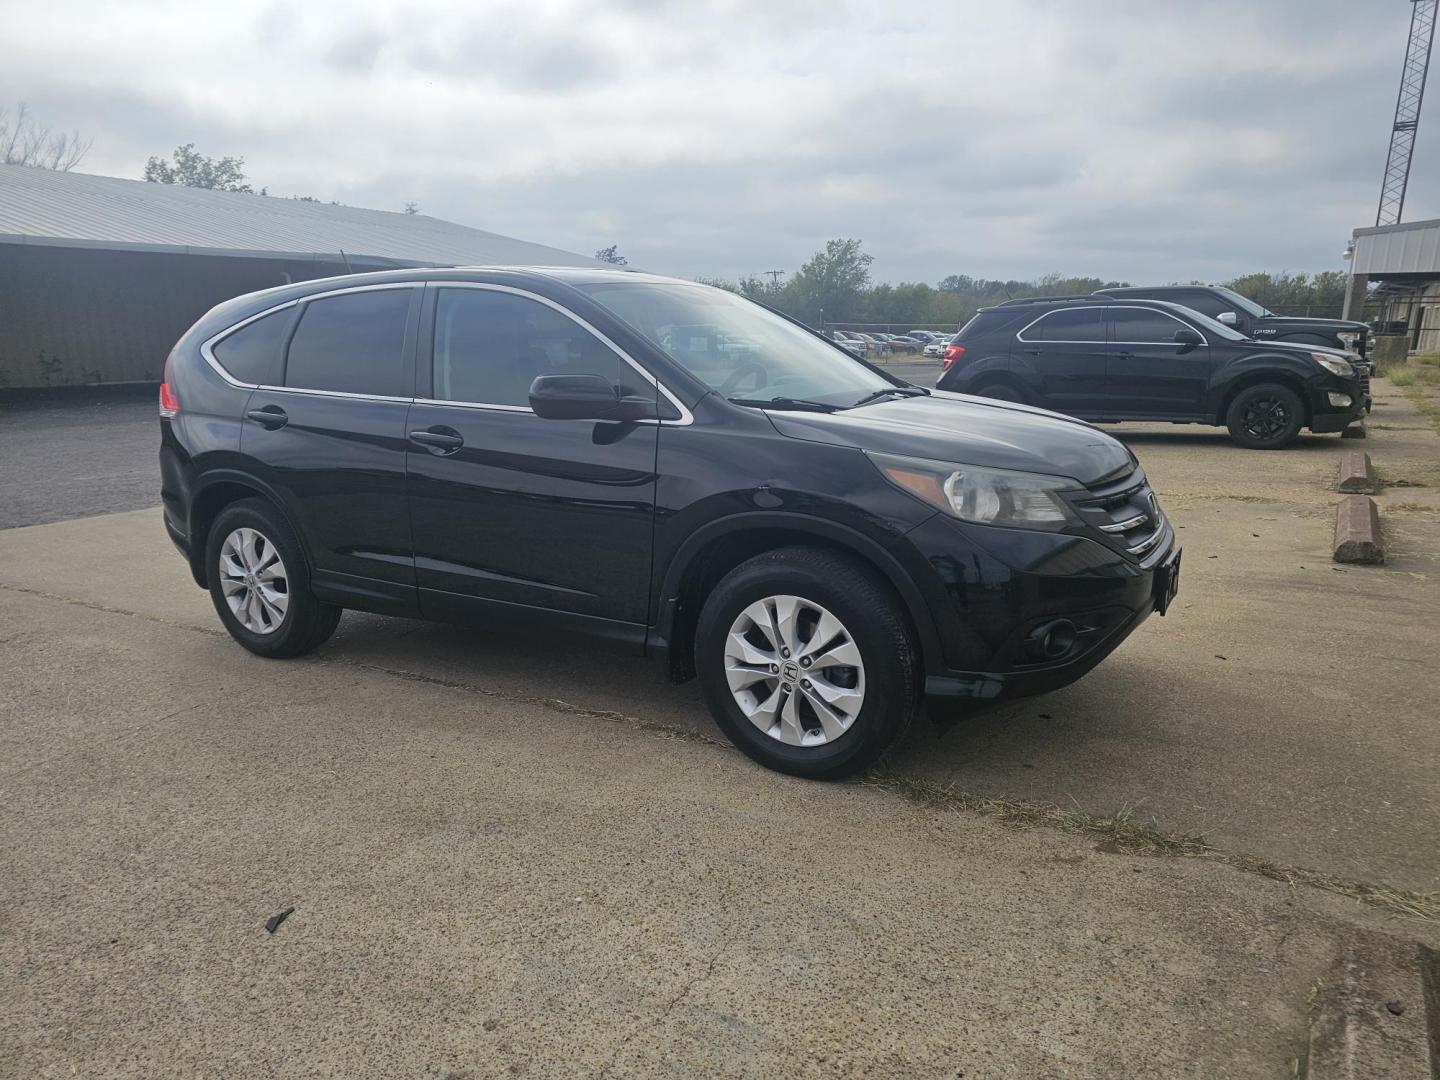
(937, 297, 1363, 449)
(160, 268, 1179, 778)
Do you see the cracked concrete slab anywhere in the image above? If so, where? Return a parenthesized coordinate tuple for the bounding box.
(0, 584, 1434, 1078)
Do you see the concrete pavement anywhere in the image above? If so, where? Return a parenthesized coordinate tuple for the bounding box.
(2, 582, 1434, 1078)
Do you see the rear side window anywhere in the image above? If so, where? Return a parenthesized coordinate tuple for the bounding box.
(1019, 307, 1105, 342)
(1110, 307, 1187, 343)
(431, 288, 648, 407)
(285, 289, 413, 397)
(211, 309, 293, 385)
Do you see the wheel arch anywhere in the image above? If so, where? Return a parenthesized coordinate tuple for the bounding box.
(187, 471, 306, 588)
(1214, 369, 1312, 427)
(652, 512, 943, 684)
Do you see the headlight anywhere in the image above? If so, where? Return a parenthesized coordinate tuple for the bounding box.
(868, 452, 1082, 531)
(1311, 353, 1354, 378)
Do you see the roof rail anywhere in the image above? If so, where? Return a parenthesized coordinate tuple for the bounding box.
(993, 295, 1103, 307)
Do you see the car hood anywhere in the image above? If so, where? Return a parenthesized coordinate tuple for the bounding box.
(765, 391, 1134, 487)
(1257, 314, 1367, 334)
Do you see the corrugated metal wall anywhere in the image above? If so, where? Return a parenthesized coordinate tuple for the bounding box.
(0, 245, 349, 388)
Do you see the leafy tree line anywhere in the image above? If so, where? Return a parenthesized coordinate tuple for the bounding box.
(701, 240, 1350, 329)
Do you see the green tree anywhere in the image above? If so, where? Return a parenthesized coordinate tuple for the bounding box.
(143, 144, 254, 192)
(594, 244, 628, 265)
(786, 238, 873, 325)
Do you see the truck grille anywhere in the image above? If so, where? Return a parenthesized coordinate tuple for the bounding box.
(1354, 361, 1372, 404)
(1068, 468, 1170, 565)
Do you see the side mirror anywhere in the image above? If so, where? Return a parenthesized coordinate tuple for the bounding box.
(1216, 311, 1237, 326)
(529, 374, 657, 422)
(1174, 327, 1204, 347)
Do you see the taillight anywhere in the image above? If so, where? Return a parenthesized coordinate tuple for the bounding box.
(159, 353, 180, 419)
(941, 344, 966, 372)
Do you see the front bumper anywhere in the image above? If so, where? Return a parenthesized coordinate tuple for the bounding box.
(905, 509, 1177, 706)
(1307, 379, 1365, 433)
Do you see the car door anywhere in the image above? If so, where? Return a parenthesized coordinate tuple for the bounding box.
(1013, 305, 1109, 417)
(405, 283, 661, 641)
(1105, 306, 1212, 419)
(240, 283, 421, 615)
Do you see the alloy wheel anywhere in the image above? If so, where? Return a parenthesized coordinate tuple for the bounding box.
(219, 527, 289, 634)
(723, 594, 866, 747)
(1242, 396, 1292, 441)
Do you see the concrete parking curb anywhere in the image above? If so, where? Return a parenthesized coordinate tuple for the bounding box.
(1301, 940, 1436, 1080)
(1336, 452, 1378, 494)
(1333, 495, 1385, 565)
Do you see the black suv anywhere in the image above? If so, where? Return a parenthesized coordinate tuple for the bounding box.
(938, 297, 1363, 449)
(160, 268, 1179, 779)
(1095, 284, 1373, 411)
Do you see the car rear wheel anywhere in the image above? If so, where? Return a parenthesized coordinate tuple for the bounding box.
(1225, 383, 1304, 449)
(206, 499, 342, 658)
(695, 547, 919, 779)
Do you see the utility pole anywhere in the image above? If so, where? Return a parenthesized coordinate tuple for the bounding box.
(1377, 0, 1437, 226)
(765, 270, 785, 288)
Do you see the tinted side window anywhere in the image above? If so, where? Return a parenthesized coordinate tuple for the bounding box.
(285, 289, 413, 397)
(1110, 307, 1186, 343)
(1020, 308, 1105, 342)
(212, 308, 293, 385)
(432, 288, 647, 407)
(1177, 290, 1229, 319)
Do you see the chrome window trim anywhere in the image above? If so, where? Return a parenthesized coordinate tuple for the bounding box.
(1014, 305, 1107, 345)
(1013, 304, 1209, 347)
(198, 280, 694, 425)
(200, 282, 424, 394)
(1108, 306, 1209, 346)
(426, 282, 694, 426)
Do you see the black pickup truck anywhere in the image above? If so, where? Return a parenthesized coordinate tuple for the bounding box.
(1094, 285, 1371, 411)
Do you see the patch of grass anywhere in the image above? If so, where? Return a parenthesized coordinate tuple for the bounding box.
(1389, 368, 1418, 387)
(865, 770, 1440, 921)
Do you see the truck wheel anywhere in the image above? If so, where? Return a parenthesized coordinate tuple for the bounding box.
(1225, 383, 1304, 449)
(694, 547, 919, 780)
(206, 499, 342, 658)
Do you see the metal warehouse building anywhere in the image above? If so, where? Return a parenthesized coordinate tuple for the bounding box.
(0, 163, 602, 390)
(1344, 216, 1440, 355)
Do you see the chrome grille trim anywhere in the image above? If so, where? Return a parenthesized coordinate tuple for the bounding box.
(1099, 514, 1148, 533)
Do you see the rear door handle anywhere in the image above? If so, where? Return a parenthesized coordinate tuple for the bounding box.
(409, 428, 464, 454)
(246, 405, 288, 430)
(1117, 351, 1135, 360)
(1023, 347, 1041, 356)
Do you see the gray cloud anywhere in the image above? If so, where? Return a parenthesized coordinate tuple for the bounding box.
(1, 0, 1434, 284)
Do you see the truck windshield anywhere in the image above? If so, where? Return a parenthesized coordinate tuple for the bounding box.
(577, 281, 894, 406)
(1215, 287, 1273, 319)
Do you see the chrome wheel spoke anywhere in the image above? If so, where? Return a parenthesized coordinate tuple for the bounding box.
(723, 593, 865, 749)
(219, 527, 289, 635)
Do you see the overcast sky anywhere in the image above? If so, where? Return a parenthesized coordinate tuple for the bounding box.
(3, 0, 1436, 284)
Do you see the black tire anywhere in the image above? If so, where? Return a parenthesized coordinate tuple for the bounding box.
(977, 381, 1029, 405)
(1225, 383, 1304, 449)
(205, 498, 342, 658)
(694, 547, 920, 780)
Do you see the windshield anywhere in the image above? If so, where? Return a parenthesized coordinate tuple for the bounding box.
(1215, 286, 1272, 318)
(577, 281, 894, 406)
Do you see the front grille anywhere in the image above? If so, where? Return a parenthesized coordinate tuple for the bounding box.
(1354, 361, 1372, 403)
(1068, 468, 1169, 564)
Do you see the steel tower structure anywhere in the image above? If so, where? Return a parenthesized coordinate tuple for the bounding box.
(1377, 0, 1438, 226)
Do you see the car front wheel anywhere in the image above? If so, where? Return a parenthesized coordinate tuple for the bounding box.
(1225, 383, 1304, 449)
(695, 547, 919, 779)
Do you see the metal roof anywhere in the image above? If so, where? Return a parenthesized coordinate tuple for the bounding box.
(0, 162, 604, 268)
(1350, 217, 1440, 276)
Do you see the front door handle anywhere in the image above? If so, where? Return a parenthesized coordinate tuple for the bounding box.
(1023, 347, 1041, 355)
(246, 405, 288, 430)
(409, 427, 464, 455)
(1116, 351, 1135, 359)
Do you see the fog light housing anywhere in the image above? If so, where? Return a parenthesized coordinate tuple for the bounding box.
(1328, 392, 1352, 408)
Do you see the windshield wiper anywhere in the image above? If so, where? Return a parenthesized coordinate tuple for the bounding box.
(851, 386, 929, 407)
(728, 396, 841, 412)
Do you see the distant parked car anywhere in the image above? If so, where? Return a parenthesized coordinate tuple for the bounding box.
(937, 297, 1363, 449)
(886, 335, 923, 355)
(832, 331, 866, 358)
(856, 333, 890, 358)
(923, 334, 954, 359)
